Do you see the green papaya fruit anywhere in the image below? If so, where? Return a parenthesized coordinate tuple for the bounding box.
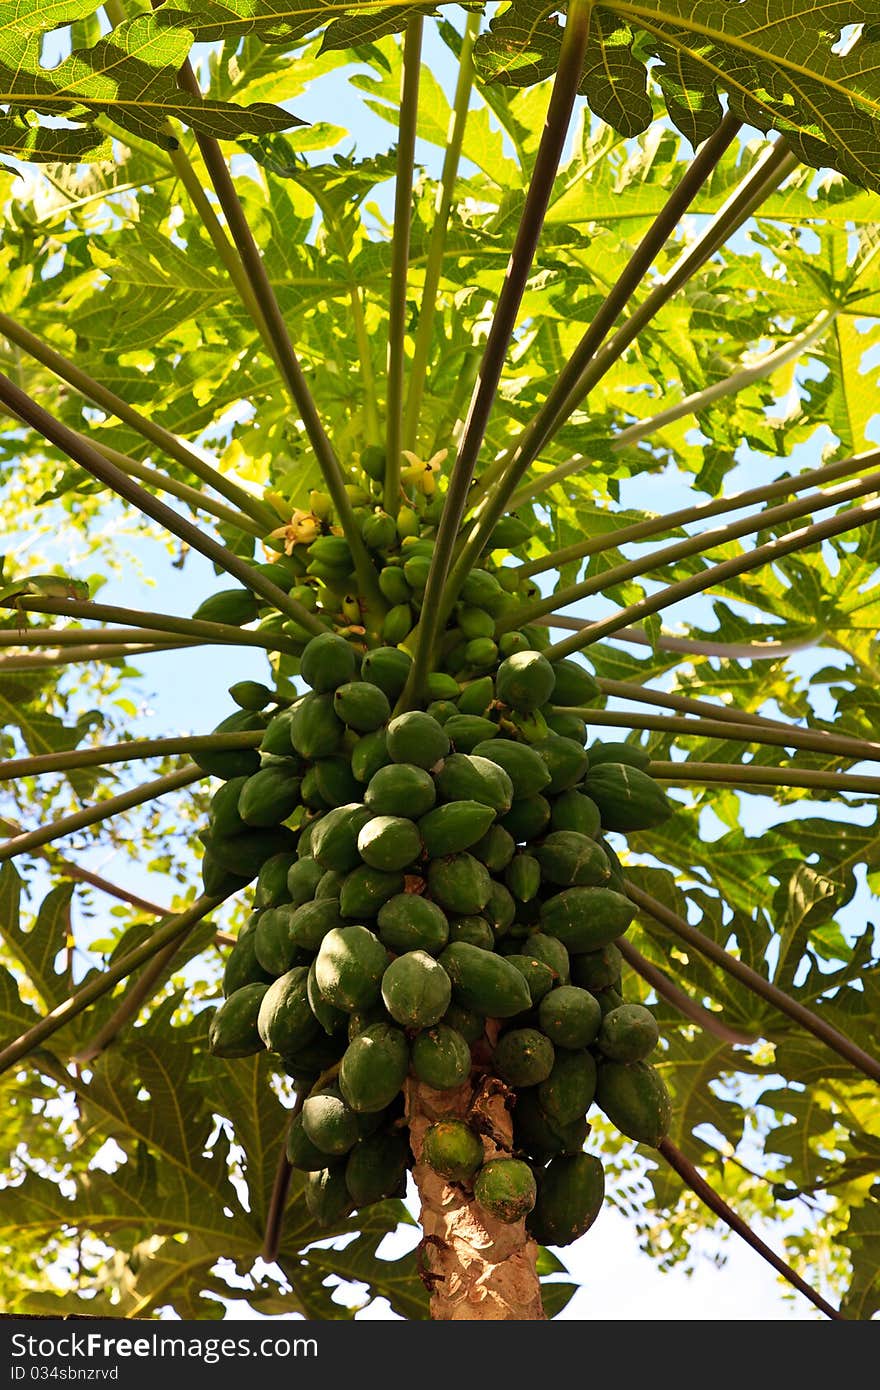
(209, 776, 250, 838)
(435, 753, 513, 814)
(584, 763, 673, 831)
(483, 880, 515, 935)
(377, 894, 449, 955)
(512, 1089, 589, 1158)
(534, 831, 610, 888)
(302, 1084, 360, 1156)
(385, 711, 449, 769)
(333, 680, 391, 732)
(286, 856, 324, 907)
(550, 789, 601, 837)
(313, 755, 362, 808)
(596, 986, 625, 1018)
(300, 632, 358, 692)
(314, 925, 388, 1012)
(595, 834, 625, 892)
(207, 825, 298, 881)
(339, 1023, 409, 1112)
(382, 603, 413, 644)
(315, 868, 345, 900)
(229, 680, 274, 711)
(471, 823, 516, 872)
(403, 553, 431, 591)
(193, 711, 263, 780)
(546, 711, 587, 743)
(361, 509, 398, 551)
(595, 1060, 671, 1146)
(426, 671, 461, 700)
(307, 959, 347, 1036)
(347, 1003, 388, 1041)
(551, 659, 599, 707)
(254, 904, 302, 976)
(487, 514, 531, 550)
(254, 851, 298, 909)
(426, 852, 492, 915)
(597, 1003, 660, 1062)
(587, 740, 650, 771)
(457, 606, 496, 641)
(411, 1025, 472, 1090)
(260, 709, 297, 757)
(448, 915, 495, 949)
(365, 763, 437, 818)
(460, 569, 505, 612)
(238, 764, 301, 827)
(438, 941, 531, 1018)
(378, 565, 412, 606)
(201, 850, 248, 897)
(503, 954, 557, 1005)
(345, 1131, 409, 1206)
(381, 950, 452, 1029)
(422, 1119, 483, 1181)
(290, 692, 344, 760)
(419, 800, 496, 858)
(279, 1033, 342, 1080)
(300, 765, 329, 811)
(286, 1112, 331, 1171)
(463, 637, 498, 670)
(457, 675, 495, 716)
(444, 715, 498, 753)
(351, 729, 391, 783)
(540, 886, 635, 952)
(311, 804, 373, 873)
(495, 651, 555, 713)
(223, 935, 274, 996)
(494, 1028, 555, 1087)
(533, 735, 588, 793)
(524, 934, 570, 984)
(569, 942, 622, 993)
(360, 443, 387, 481)
(528, 1153, 605, 1247)
(289, 896, 344, 952)
(538, 985, 601, 1050)
(538, 1049, 597, 1125)
(470, 739, 550, 799)
(257, 966, 319, 1053)
(192, 588, 260, 626)
(305, 1167, 353, 1227)
(339, 865, 405, 918)
(357, 815, 422, 871)
(499, 794, 551, 842)
(427, 699, 458, 724)
(474, 1158, 536, 1224)
(498, 630, 531, 657)
(309, 535, 353, 571)
(505, 853, 541, 902)
(441, 1003, 484, 1045)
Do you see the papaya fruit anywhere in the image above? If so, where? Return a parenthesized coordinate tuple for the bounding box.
(254, 852, 298, 909)
(314, 925, 388, 1013)
(471, 823, 516, 872)
(302, 1084, 360, 1156)
(223, 930, 274, 996)
(362, 510, 397, 551)
(503, 954, 557, 1005)
(474, 1158, 536, 1223)
(470, 739, 550, 799)
(305, 1167, 353, 1227)
(596, 986, 625, 1018)
(587, 740, 650, 771)
(357, 815, 422, 871)
(570, 942, 622, 993)
(192, 587, 259, 627)
(422, 1119, 484, 1182)
(361, 645, 411, 699)
(534, 831, 610, 888)
(584, 762, 673, 831)
(279, 1034, 342, 1080)
(441, 1003, 484, 1045)
(377, 894, 449, 955)
(463, 637, 498, 670)
(595, 834, 625, 892)
(494, 1028, 555, 1087)
(513, 1089, 589, 1158)
(257, 966, 319, 1054)
(201, 850, 248, 897)
(193, 710, 263, 780)
(360, 443, 387, 481)
(499, 794, 551, 842)
(528, 1153, 605, 1247)
(307, 960, 347, 1036)
(438, 941, 531, 1018)
(311, 804, 373, 874)
(448, 915, 495, 949)
(383, 603, 413, 644)
(598, 1003, 660, 1062)
(286, 856, 325, 907)
(339, 1023, 409, 1112)
(540, 886, 635, 952)
(209, 982, 271, 1057)
(495, 651, 555, 712)
(419, 800, 496, 858)
(534, 736, 588, 793)
(254, 904, 302, 976)
(385, 711, 449, 769)
(505, 853, 541, 903)
(209, 775, 250, 838)
(538, 1049, 597, 1124)
(345, 1131, 409, 1206)
(426, 671, 461, 700)
(483, 880, 515, 935)
(411, 1023, 472, 1090)
(381, 950, 452, 1029)
(546, 711, 587, 744)
(260, 709, 296, 758)
(427, 699, 458, 724)
(315, 869, 345, 900)
(444, 715, 497, 752)
(426, 852, 492, 915)
(209, 825, 298, 882)
(286, 1112, 331, 1171)
(333, 681, 391, 732)
(551, 658, 598, 707)
(524, 934, 570, 984)
(595, 1060, 671, 1146)
(460, 569, 505, 612)
(457, 675, 495, 716)
(314, 755, 362, 808)
(351, 729, 390, 783)
(238, 764, 301, 827)
(290, 692, 344, 760)
(365, 763, 436, 818)
(339, 865, 404, 918)
(550, 789, 601, 837)
(229, 680, 274, 711)
(538, 985, 601, 1049)
(435, 753, 513, 813)
(289, 897, 344, 952)
(300, 631, 358, 692)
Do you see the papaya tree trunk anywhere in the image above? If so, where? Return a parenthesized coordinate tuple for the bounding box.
(405, 1064, 545, 1321)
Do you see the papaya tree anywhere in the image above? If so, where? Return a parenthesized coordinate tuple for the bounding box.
(0, 0, 879, 1322)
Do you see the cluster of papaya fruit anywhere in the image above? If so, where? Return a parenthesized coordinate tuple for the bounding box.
(203, 603, 675, 1246)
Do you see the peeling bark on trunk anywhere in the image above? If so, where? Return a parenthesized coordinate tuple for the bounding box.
(406, 1066, 545, 1321)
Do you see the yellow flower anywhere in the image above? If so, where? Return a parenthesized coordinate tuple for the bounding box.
(401, 448, 447, 496)
(266, 509, 322, 554)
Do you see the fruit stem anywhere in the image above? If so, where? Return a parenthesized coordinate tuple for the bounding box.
(1, 594, 311, 657)
(384, 17, 425, 516)
(0, 731, 263, 781)
(0, 765, 203, 865)
(402, 12, 480, 455)
(657, 1139, 843, 1320)
(399, 0, 593, 707)
(625, 881, 880, 1083)
(0, 893, 226, 1075)
(546, 493, 880, 659)
(0, 375, 328, 633)
(0, 313, 277, 531)
(502, 466, 880, 631)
